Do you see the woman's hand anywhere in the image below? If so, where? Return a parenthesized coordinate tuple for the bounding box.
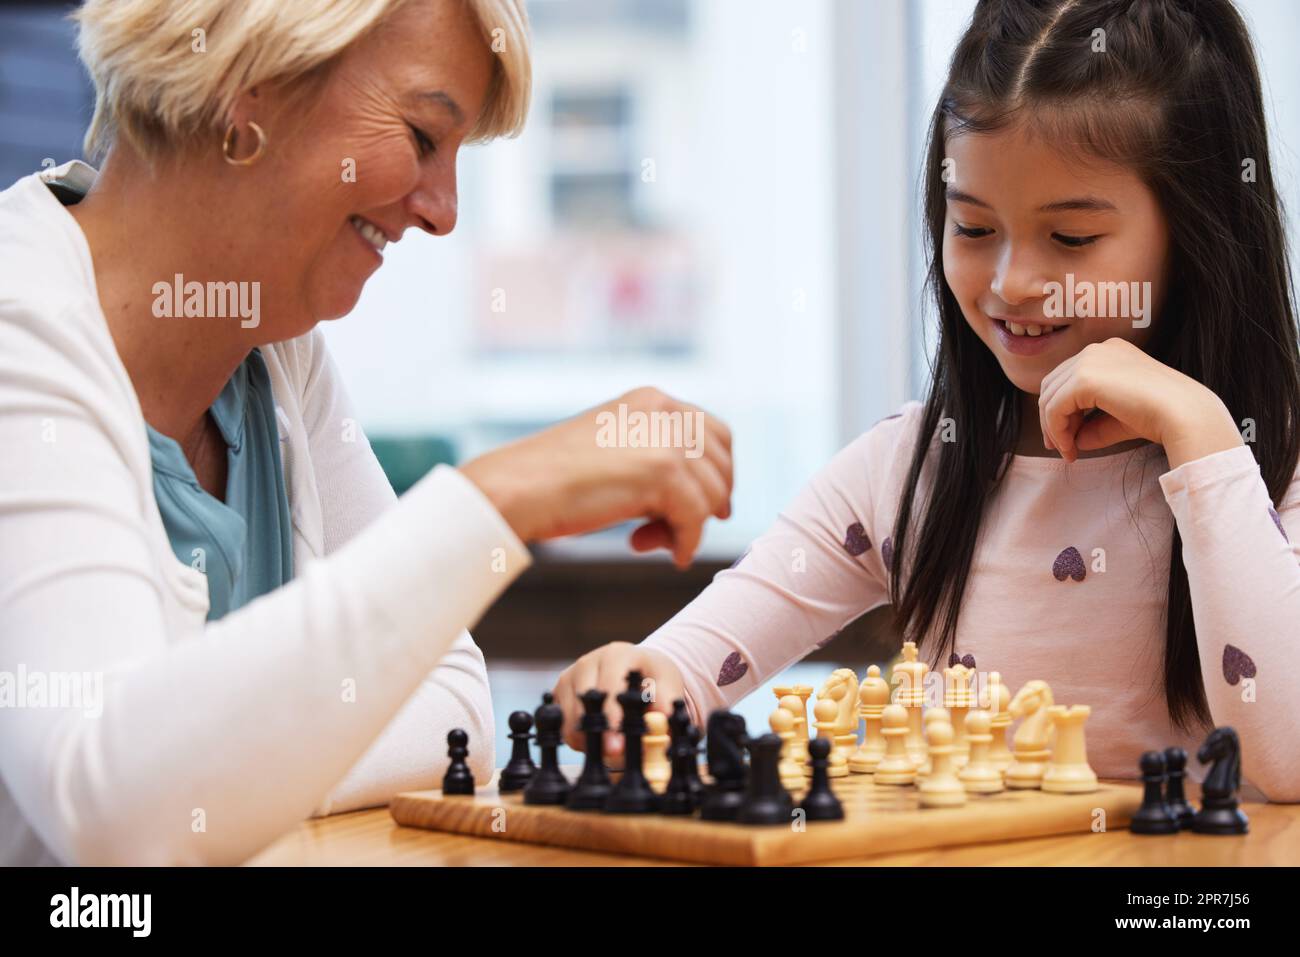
(551, 642, 686, 762)
(1038, 338, 1244, 469)
(460, 387, 732, 567)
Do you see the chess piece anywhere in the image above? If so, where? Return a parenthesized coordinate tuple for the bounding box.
(826, 668, 860, 761)
(779, 694, 811, 767)
(660, 699, 702, 815)
(604, 670, 658, 814)
(770, 706, 806, 791)
(1130, 750, 1180, 835)
(1164, 747, 1196, 830)
(982, 671, 1014, 772)
(566, 689, 613, 810)
(849, 665, 890, 773)
(797, 737, 845, 821)
(442, 728, 475, 795)
(1005, 680, 1054, 789)
(808, 698, 847, 777)
(915, 707, 951, 779)
(957, 709, 1003, 794)
(643, 710, 671, 793)
(891, 641, 929, 767)
(499, 710, 537, 793)
(1192, 727, 1249, 835)
(700, 710, 749, 821)
(873, 703, 916, 785)
(523, 692, 571, 805)
(738, 733, 796, 825)
(943, 662, 976, 768)
(919, 712, 966, 808)
(1041, 704, 1098, 793)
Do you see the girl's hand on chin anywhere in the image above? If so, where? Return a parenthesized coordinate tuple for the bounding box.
(1038, 337, 1244, 469)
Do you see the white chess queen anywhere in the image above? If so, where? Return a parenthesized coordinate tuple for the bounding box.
(0, 0, 733, 865)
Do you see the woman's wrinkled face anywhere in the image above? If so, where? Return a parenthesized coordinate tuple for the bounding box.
(942, 121, 1171, 395)
(249, 0, 495, 333)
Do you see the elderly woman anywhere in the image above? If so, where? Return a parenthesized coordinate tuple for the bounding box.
(0, 0, 732, 865)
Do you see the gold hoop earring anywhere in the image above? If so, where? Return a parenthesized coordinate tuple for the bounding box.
(222, 120, 266, 166)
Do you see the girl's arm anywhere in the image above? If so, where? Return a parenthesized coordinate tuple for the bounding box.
(1160, 445, 1300, 802)
(638, 410, 914, 727)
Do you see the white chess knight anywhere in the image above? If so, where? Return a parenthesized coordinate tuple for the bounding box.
(1005, 680, 1056, 789)
(817, 668, 860, 764)
(1041, 704, 1099, 793)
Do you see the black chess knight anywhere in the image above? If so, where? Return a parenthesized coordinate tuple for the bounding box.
(1192, 727, 1249, 835)
(699, 710, 749, 821)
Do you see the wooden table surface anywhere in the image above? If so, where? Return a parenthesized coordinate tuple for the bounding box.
(248, 778, 1300, 866)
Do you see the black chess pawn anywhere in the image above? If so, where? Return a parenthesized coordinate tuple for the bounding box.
(523, 692, 571, 805)
(796, 737, 844, 822)
(1130, 750, 1179, 835)
(660, 698, 702, 815)
(699, 710, 749, 821)
(442, 728, 475, 796)
(1163, 746, 1196, 830)
(567, 689, 615, 810)
(604, 670, 659, 813)
(1192, 726, 1249, 836)
(499, 711, 537, 793)
(737, 733, 795, 825)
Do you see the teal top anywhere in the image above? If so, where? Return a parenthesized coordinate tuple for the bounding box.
(146, 348, 294, 621)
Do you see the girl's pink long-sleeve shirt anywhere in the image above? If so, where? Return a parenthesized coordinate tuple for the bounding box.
(642, 401, 1300, 801)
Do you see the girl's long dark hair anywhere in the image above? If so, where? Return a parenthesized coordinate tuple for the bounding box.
(891, 0, 1300, 731)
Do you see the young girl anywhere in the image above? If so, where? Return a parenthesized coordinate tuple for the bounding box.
(553, 0, 1300, 800)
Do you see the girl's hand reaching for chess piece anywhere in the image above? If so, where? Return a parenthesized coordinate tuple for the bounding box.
(460, 387, 733, 569)
(552, 642, 686, 764)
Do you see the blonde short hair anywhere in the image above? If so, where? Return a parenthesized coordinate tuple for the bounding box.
(73, 0, 531, 160)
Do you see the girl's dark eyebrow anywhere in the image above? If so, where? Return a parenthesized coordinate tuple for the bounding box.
(945, 187, 1116, 214)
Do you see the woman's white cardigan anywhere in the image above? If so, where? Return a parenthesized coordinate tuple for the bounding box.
(0, 162, 531, 865)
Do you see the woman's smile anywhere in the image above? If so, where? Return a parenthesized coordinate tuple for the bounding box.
(348, 215, 389, 265)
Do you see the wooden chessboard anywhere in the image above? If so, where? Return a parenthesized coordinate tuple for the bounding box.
(390, 769, 1144, 866)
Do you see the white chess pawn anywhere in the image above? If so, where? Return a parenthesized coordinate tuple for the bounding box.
(957, 709, 1004, 794)
(770, 706, 806, 791)
(779, 693, 811, 767)
(1041, 705, 1099, 793)
(982, 671, 1014, 772)
(873, 703, 916, 785)
(809, 698, 848, 778)
(849, 665, 890, 773)
(643, 710, 671, 793)
(919, 713, 966, 808)
(915, 706, 950, 779)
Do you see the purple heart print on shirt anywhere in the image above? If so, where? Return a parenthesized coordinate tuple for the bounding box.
(843, 522, 872, 557)
(717, 651, 749, 687)
(1269, 505, 1289, 543)
(1222, 645, 1257, 686)
(1052, 547, 1086, 582)
(881, 537, 894, 567)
